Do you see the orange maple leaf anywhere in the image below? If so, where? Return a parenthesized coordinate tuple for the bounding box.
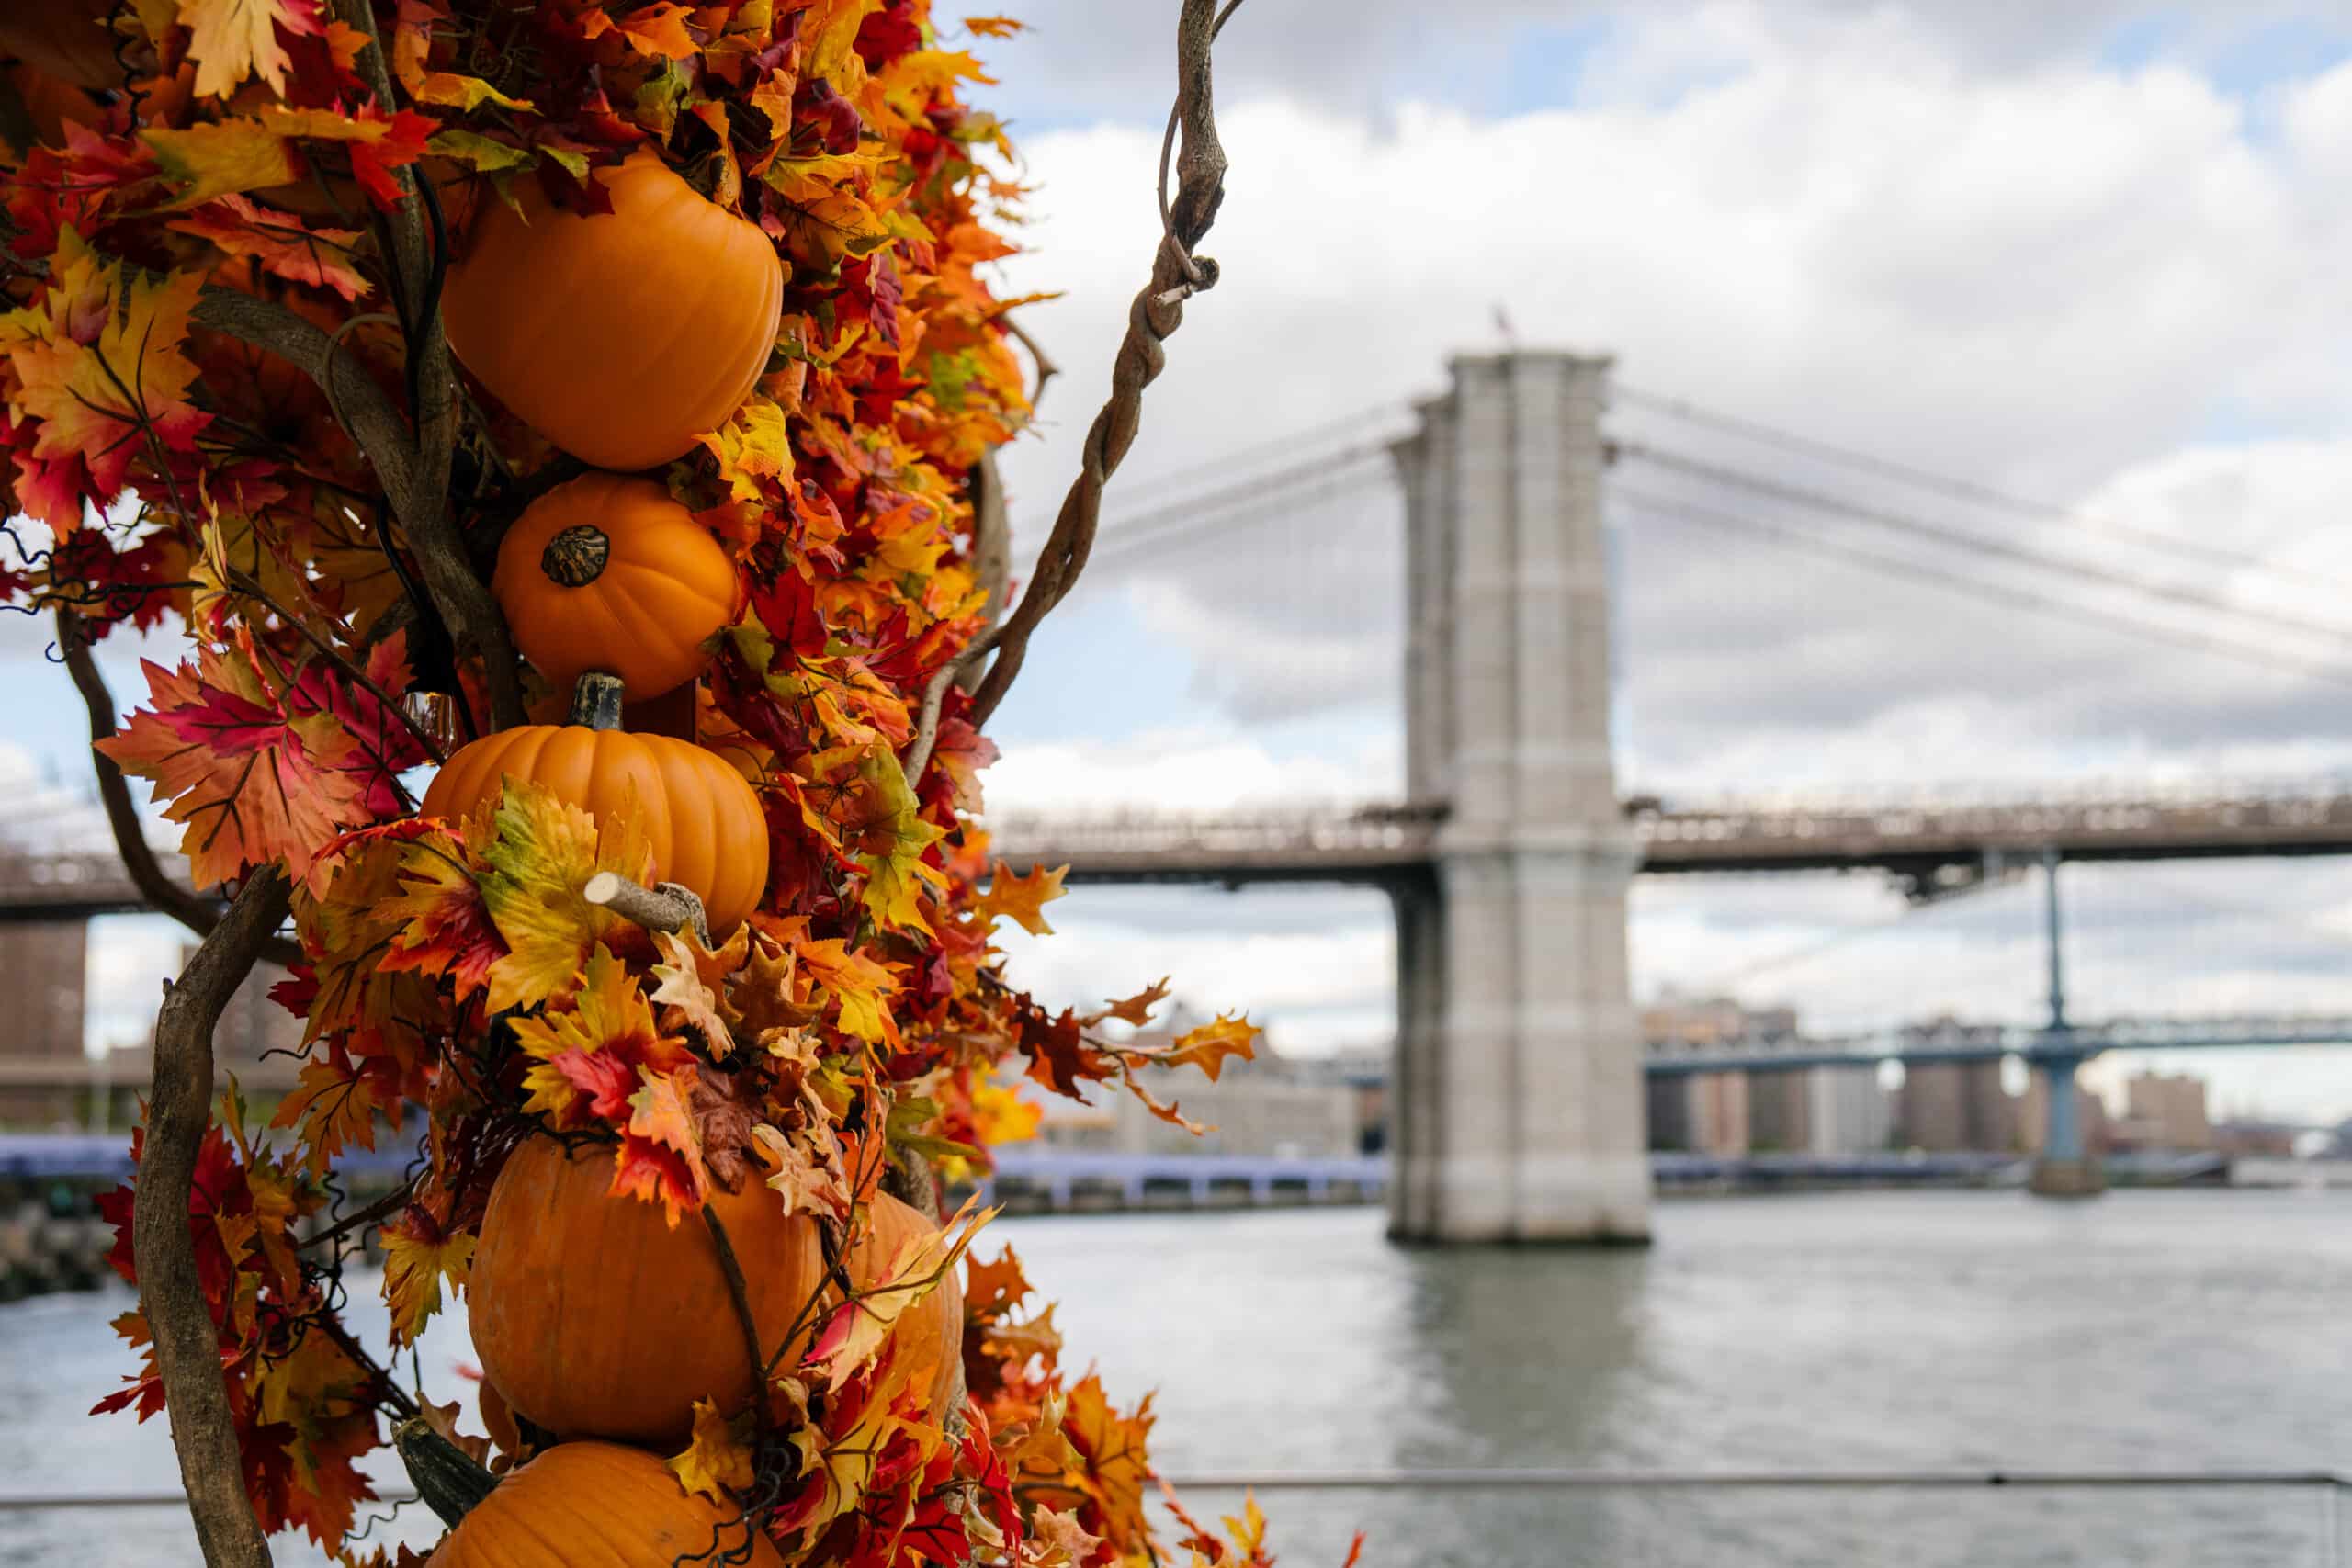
(611, 1066, 711, 1227)
(978, 860, 1067, 937)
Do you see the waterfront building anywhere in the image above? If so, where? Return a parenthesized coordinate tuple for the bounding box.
(0, 919, 87, 1128)
(2118, 1071, 2213, 1153)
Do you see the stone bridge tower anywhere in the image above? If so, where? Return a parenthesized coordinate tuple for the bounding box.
(1386, 352, 1651, 1244)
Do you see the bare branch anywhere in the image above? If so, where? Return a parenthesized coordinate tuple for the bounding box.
(60, 611, 305, 971)
(583, 872, 710, 945)
(137, 867, 292, 1568)
(955, 450, 1012, 700)
(1003, 313, 1059, 413)
(901, 0, 1241, 784)
(699, 1205, 769, 1439)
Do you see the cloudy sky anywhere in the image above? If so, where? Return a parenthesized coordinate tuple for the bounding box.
(17, 1, 2352, 1120)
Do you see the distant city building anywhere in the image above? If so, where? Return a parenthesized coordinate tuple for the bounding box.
(1804, 1066, 1894, 1156)
(1895, 1060, 2018, 1153)
(2111, 1071, 2213, 1153)
(0, 918, 89, 1126)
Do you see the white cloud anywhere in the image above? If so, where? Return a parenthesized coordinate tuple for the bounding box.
(984, 726, 1400, 815)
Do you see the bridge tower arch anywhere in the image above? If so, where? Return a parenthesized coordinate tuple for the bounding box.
(1386, 352, 1652, 1244)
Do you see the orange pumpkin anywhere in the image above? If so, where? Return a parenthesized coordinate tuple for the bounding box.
(424, 1440, 784, 1568)
(419, 671, 768, 933)
(494, 471, 738, 703)
(847, 1182, 966, 1417)
(0, 0, 119, 91)
(469, 1135, 961, 1447)
(442, 148, 783, 471)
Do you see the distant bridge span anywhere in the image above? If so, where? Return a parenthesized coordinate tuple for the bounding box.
(985, 779, 2352, 891)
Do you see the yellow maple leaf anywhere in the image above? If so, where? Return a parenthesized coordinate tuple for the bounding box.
(477, 780, 654, 1012)
(970, 1075, 1041, 1147)
(963, 15, 1023, 39)
(978, 860, 1066, 937)
(379, 1210, 476, 1345)
(794, 935, 900, 1048)
(512, 944, 692, 1127)
(1164, 1013, 1260, 1082)
(666, 1397, 755, 1502)
(804, 1197, 991, 1392)
(141, 120, 301, 207)
(696, 393, 794, 502)
(182, 0, 313, 99)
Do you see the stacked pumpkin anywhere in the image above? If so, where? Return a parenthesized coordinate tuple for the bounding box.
(407, 152, 963, 1564)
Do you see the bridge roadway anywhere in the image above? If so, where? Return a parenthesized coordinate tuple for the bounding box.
(5, 780, 2351, 918)
(984, 779, 2352, 888)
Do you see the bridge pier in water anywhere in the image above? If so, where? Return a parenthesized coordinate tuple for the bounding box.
(1386, 351, 1652, 1245)
(2028, 852, 2106, 1197)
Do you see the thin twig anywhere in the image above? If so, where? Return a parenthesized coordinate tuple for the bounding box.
(59, 610, 306, 971)
(900, 0, 1240, 784)
(582, 872, 710, 944)
(1003, 313, 1059, 412)
(700, 1205, 770, 1438)
(190, 287, 526, 733)
(220, 566, 448, 763)
(136, 868, 291, 1568)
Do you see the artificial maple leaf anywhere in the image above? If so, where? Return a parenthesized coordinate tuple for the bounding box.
(474, 779, 654, 1011)
(805, 1196, 991, 1392)
(96, 634, 409, 887)
(794, 934, 901, 1047)
(970, 1075, 1041, 1147)
(1055, 1375, 1157, 1557)
(612, 1066, 710, 1226)
(512, 944, 692, 1129)
(963, 15, 1024, 38)
(269, 1046, 397, 1175)
(379, 839, 504, 1002)
(379, 1203, 475, 1344)
(0, 229, 209, 531)
(183, 0, 326, 99)
(1155, 1013, 1261, 1083)
(698, 394, 794, 502)
(141, 120, 303, 207)
(684, 1064, 767, 1193)
(667, 1397, 755, 1503)
(168, 196, 370, 300)
(978, 860, 1066, 937)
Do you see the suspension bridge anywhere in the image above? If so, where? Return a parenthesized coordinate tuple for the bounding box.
(9, 350, 2352, 1240)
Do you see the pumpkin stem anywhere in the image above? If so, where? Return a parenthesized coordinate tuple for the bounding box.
(393, 1417, 502, 1527)
(568, 671, 626, 729)
(541, 523, 611, 587)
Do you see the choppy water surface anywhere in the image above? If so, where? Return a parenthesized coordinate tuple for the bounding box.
(6, 1190, 2351, 1566)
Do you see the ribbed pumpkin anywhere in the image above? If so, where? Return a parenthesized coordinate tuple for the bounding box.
(419, 672, 768, 933)
(469, 1136, 963, 1447)
(424, 1440, 785, 1568)
(442, 148, 783, 470)
(847, 1184, 966, 1417)
(494, 471, 738, 702)
(0, 0, 119, 91)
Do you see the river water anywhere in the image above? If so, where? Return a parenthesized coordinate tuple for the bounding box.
(4, 1190, 2349, 1567)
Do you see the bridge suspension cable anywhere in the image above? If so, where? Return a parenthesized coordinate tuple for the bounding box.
(1080, 450, 1396, 570)
(1614, 441, 2352, 659)
(1612, 383, 2340, 592)
(1612, 486, 2352, 690)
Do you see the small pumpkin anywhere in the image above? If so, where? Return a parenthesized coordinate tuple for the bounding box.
(418, 671, 768, 933)
(468, 1134, 960, 1448)
(494, 471, 738, 703)
(424, 1439, 784, 1568)
(0, 0, 119, 91)
(442, 148, 783, 471)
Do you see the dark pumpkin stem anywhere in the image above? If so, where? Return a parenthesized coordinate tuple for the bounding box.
(394, 1418, 502, 1527)
(541, 523, 610, 587)
(568, 671, 626, 729)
